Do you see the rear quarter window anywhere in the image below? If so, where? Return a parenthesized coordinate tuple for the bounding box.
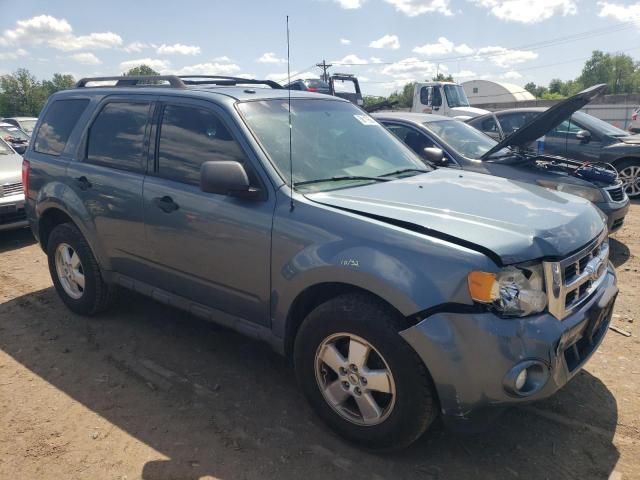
(34, 99, 90, 155)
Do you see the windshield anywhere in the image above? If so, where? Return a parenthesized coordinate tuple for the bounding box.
(18, 119, 36, 134)
(238, 99, 428, 190)
(443, 85, 470, 108)
(425, 119, 509, 159)
(0, 139, 13, 155)
(572, 111, 628, 137)
(0, 125, 29, 142)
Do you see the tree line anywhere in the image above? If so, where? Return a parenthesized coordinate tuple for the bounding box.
(0, 65, 159, 118)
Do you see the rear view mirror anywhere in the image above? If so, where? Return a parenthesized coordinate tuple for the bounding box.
(576, 130, 591, 143)
(423, 147, 446, 165)
(200, 161, 257, 198)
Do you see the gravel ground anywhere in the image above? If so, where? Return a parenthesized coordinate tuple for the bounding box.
(0, 202, 639, 480)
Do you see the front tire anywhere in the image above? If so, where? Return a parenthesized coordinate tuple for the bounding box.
(47, 223, 114, 315)
(294, 293, 438, 451)
(616, 158, 640, 198)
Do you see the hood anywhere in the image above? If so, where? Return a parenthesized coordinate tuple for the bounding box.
(481, 84, 608, 160)
(450, 106, 489, 118)
(617, 134, 640, 145)
(0, 152, 23, 184)
(305, 169, 604, 265)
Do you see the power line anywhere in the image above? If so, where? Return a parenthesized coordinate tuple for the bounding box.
(330, 18, 640, 67)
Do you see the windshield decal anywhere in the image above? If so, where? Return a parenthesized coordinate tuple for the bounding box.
(353, 114, 378, 126)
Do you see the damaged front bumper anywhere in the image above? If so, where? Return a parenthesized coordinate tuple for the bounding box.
(400, 264, 617, 431)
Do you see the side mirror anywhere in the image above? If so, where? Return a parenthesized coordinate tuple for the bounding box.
(200, 161, 257, 198)
(423, 147, 446, 165)
(576, 130, 591, 143)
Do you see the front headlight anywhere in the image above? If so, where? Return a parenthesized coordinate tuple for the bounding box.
(538, 180, 604, 203)
(468, 264, 547, 317)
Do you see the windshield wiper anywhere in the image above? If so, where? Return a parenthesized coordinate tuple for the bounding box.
(294, 176, 392, 187)
(379, 168, 430, 177)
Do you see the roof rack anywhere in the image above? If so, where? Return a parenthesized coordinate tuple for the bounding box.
(178, 75, 283, 89)
(74, 75, 283, 90)
(75, 75, 187, 88)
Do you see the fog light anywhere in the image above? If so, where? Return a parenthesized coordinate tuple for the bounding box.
(503, 360, 549, 397)
(515, 369, 528, 391)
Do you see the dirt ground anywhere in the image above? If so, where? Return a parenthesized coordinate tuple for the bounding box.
(0, 204, 639, 480)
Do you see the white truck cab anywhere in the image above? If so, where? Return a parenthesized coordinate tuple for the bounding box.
(411, 82, 489, 120)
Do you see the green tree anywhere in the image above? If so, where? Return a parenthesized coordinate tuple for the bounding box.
(548, 78, 564, 95)
(388, 82, 415, 109)
(124, 65, 160, 76)
(432, 73, 454, 82)
(609, 53, 636, 94)
(42, 73, 75, 97)
(0, 69, 45, 117)
(579, 51, 612, 89)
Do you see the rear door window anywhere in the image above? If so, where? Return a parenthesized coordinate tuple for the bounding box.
(86, 102, 151, 172)
(34, 99, 90, 155)
(157, 104, 247, 186)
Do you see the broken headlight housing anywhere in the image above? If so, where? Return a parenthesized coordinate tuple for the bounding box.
(468, 264, 547, 317)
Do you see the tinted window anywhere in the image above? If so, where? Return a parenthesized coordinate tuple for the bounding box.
(34, 99, 89, 155)
(480, 117, 498, 132)
(498, 112, 528, 135)
(385, 124, 436, 154)
(432, 87, 442, 107)
(420, 87, 430, 105)
(87, 102, 150, 172)
(158, 104, 246, 185)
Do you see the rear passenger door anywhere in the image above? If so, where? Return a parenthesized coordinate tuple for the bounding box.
(142, 98, 274, 325)
(67, 96, 154, 278)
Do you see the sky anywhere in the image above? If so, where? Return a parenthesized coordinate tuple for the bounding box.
(0, 0, 639, 96)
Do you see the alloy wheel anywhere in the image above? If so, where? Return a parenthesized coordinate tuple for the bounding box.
(619, 165, 640, 198)
(314, 333, 396, 426)
(54, 243, 85, 299)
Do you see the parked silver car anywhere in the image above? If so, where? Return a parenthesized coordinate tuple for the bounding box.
(0, 138, 27, 231)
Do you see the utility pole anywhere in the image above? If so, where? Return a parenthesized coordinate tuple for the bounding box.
(316, 59, 332, 82)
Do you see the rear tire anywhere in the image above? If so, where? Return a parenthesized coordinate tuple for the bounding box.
(293, 293, 438, 451)
(47, 223, 114, 315)
(615, 158, 640, 198)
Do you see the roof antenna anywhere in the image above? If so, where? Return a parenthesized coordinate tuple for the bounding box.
(287, 15, 294, 212)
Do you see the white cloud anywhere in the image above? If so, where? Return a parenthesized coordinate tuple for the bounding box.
(340, 38, 352, 45)
(501, 70, 522, 79)
(119, 58, 170, 72)
(331, 54, 368, 65)
(370, 56, 383, 63)
(172, 61, 241, 76)
(413, 37, 473, 56)
(369, 34, 400, 49)
(381, 57, 441, 81)
(157, 43, 201, 56)
(0, 15, 122, 51)
(470, 0, 577, 23)
(124, 42, 149, 53)
(257, 52, 286, 64)
(452, 69, 477, 78)
(475, 46, 538, 68)
(335, 0, 366, 8)
(0, 48, 28, 60)
(598, 2, 640, 26)
(69, 52, 101, 65)
(384, 0, 453, 16)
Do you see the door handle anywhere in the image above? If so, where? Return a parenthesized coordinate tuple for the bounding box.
(75, 176, 92, 191)
(154, 195, 179, 213)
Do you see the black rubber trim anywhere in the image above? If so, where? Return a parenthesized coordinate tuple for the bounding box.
(331, 206, 504, 267)
(406, 302, 488, 327)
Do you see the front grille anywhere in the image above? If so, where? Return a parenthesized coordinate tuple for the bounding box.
(0, 182, 22, 197)
(605, 184, 625, 202)
(543, 230, 609, 320)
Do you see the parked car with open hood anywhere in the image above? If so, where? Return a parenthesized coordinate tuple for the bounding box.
(1, 116, 37, 136)
(0, 121, 30, 154)
(0, 138, 28, 231)
(25, 75, 617, 450)
(467, 90, 640, 198)
(374, 85, 629, 233)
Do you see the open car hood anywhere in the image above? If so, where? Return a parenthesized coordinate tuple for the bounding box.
(481, 84, 608, 160)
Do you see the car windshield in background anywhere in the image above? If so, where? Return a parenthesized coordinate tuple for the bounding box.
(239, 99, 428, 190)
(0, 139, 13, 155)
(19, 120, 37, 134)
(305, 79, 330, 92)
(426, 119, 510, 159)
(444, 85, 470, 108)
(572, 111, 628, 137)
